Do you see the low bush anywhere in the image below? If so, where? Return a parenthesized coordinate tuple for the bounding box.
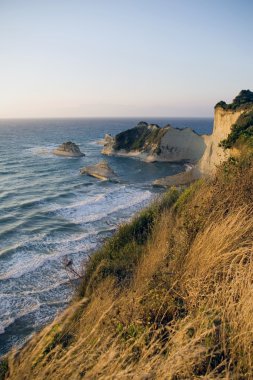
(0, 359, 8, 380)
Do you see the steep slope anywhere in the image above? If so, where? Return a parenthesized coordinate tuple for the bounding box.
(2, 91, 253, 380)
(3, 150, 253, 380)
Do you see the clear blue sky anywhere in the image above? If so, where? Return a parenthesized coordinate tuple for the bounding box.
(0, 0, 252, 117)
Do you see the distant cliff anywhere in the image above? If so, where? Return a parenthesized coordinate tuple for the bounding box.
(103, 90, 253, 181)
(102, 121, 206, 163)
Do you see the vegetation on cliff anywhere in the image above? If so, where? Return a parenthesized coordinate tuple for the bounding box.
(3, 146, 253, 379)
(215, 90, 253, 151)
(215, 89, 253, 111)
(220, 108, 253, 149)
(113, 122, 168, 153)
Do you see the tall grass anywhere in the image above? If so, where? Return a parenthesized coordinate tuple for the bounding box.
(5, 154, 253, 380)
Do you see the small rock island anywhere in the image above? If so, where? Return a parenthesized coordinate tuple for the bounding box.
(80, 160, 118, 181)
(53, 141, 85, 157)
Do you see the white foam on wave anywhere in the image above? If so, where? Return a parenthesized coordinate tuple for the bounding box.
(0, 316, 14, 334)
(0, 293, 69, 335)
(23, 145, 58, 158)
(0, 294, 40, 334)
(55, 185, 152, 225)
(49, 193, 106, 213)
(0, 233, 96, 281)
(0, 185, 153, 281)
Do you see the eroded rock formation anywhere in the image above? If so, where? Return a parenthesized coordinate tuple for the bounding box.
(80, 160, 118, 181)
(53, 142, 85, 157)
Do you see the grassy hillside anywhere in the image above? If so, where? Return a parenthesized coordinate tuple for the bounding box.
(2, 149, 253, 379)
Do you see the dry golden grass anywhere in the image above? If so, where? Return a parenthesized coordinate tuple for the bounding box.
(3, 155, 253, 380)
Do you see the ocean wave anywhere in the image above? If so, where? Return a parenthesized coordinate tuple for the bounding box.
(54, 186, 152, 224)
(0, 297, 69, 335)
(0, 235, 96, 280)
(0, 295, 40, 334)
(23, 145, 58, 158)
(0, 188, 152, 282)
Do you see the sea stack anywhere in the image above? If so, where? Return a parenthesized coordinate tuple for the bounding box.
(53, 141, 85, 157)
(80, 160, 118, 181)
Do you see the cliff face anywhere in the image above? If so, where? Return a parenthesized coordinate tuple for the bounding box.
(198, 106, 244, 175)
(198, 89, 253, 175)
(102, 122, 206, 163)
(158, 126, 205, 162)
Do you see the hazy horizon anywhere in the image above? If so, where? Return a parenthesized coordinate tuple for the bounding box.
(0, 115, 214, 120)
(0, 0, 252, 118)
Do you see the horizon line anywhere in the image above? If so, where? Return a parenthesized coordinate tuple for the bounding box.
(0, 115, 214, 120)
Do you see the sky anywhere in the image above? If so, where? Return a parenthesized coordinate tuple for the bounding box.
(0, 0, 252, 118)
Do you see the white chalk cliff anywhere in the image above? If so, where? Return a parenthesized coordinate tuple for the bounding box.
(197, 106, 244, 176)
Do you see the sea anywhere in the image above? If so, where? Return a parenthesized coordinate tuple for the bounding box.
(0, 117, 213, 355)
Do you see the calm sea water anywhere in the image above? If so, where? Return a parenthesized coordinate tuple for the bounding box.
(0, 117, 213, 355)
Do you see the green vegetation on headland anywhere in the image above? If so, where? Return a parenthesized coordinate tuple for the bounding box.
(215, 89, 253, 110)
(113, 121, 168, 153)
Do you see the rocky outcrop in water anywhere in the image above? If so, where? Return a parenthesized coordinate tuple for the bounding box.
(53, 142, 85, 157)
(80, 160, 118, 181)
(102, 121, 206, 163)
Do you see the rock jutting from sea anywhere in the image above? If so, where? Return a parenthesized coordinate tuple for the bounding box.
(80, 160, 118, 181)
(102, 121, 206, 163)
(53, 141, 85, 157)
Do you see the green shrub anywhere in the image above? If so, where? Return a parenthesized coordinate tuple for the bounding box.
(215, 90, 253, 111)
(0, 359, 8, 380)
(113, 124, 167, 153)
(174, 180, 203, 211)
(220, 109, 253, 149)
